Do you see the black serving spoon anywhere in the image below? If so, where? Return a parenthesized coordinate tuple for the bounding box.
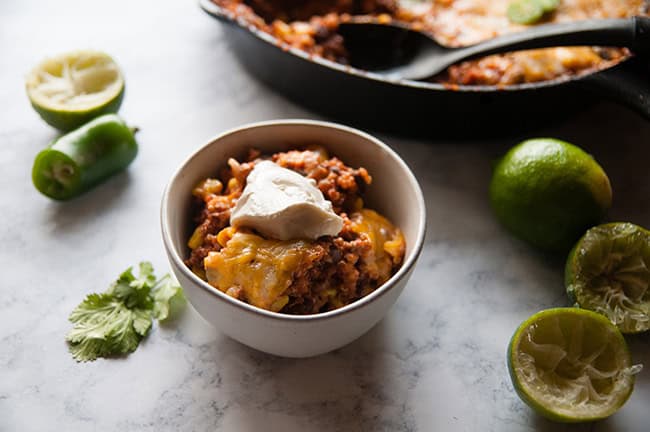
(337, 17, 650, 81)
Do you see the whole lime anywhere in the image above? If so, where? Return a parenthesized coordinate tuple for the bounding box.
(489, 138, 612, 251)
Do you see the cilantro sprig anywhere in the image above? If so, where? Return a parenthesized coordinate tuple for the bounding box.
(66, 262, 185, 362)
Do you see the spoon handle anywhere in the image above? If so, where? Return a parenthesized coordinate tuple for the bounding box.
(449, 17, 650, 64)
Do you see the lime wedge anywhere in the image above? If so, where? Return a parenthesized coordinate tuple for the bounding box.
(508, 308, 639, 422)
(566, 222, 650, 334)
(507, 0, 545, 25)
(25, 50, 124, 131)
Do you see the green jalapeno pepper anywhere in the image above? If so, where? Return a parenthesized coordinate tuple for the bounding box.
(32, 114, 138, 200)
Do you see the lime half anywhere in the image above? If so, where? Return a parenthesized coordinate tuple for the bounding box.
(508, 308, 639, 423)
(26, 50, 124, 131)
(566, 223, 650, 334)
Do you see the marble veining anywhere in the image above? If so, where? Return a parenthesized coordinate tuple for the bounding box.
(1, 0, 649, 431)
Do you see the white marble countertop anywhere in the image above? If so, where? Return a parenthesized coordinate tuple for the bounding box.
(1, 1, 649, 430)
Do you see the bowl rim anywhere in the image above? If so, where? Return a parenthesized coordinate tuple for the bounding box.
(161, 119, 426, 322)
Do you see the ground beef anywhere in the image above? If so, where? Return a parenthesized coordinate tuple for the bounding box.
(282, 215, 373, 314)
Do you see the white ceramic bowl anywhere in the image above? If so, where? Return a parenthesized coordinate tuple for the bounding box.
(161, 120, 426, 357)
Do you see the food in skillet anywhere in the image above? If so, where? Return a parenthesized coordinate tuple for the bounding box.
(185, 147, 405, 314)
(210, 0, 647, 85)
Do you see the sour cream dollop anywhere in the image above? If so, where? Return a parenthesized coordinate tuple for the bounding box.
(230, 160, 344, 240)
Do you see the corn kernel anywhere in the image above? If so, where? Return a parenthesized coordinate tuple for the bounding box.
(204, 178, 223, 195)
(188, 226, 204, 249)
(270, 295, 289, 312)
(227, 177, 239, 193)
(217, 227, 235, 247)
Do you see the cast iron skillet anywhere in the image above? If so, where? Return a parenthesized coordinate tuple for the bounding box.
(200, 0, 650, 137)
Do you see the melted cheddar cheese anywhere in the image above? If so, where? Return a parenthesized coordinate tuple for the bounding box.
(350, 209, 406, 287)
(205, 229, 315, 312)
(203, 209, 405, 313)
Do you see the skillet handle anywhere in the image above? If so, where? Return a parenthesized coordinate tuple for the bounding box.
(635, 16, 650, 54)
(577, 56, 650, 120)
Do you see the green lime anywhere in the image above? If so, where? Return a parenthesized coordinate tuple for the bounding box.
(507, 0, 545, 25)
(566, 222, 650, 334)
(25, 50, 124, 132)
(508, 308, 639, 423)
(489, 138, 612, 251)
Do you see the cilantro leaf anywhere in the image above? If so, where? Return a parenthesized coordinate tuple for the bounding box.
(131, 262, 156, 291)
(66, 261, 184, 362)
(107, 267, 136, 298)
(152, 274, 186, 322)
(67, 293, 121, 346)
(132, 308, 153, 336)
(66, 293, 151, 362)
(107, 262, 155, 309)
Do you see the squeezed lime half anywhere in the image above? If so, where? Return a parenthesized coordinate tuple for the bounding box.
(25, 50, 124, 131)
(566, 222, 650, 334)
(508, 308, 639, 422)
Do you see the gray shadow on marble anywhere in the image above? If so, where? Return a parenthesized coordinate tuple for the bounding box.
(179, 311, 417, 431)
(191, 30, 313, 124)
(530, 415, 594, 432)
(538, 104, 650, 225)
(385, 128, 571, 307)
(387, 98, 650, 267)
(43, 171, 132, 233)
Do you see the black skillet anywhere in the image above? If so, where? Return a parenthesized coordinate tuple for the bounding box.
(199, 0, 650, 137)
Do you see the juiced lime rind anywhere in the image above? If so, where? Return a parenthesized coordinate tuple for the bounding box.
(489, 138, 612, 252)
(566, 223, 650, 334)
(25, 50, 124, 132)
(508, 308, 635, 423)
(29, 89, 123, 132)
